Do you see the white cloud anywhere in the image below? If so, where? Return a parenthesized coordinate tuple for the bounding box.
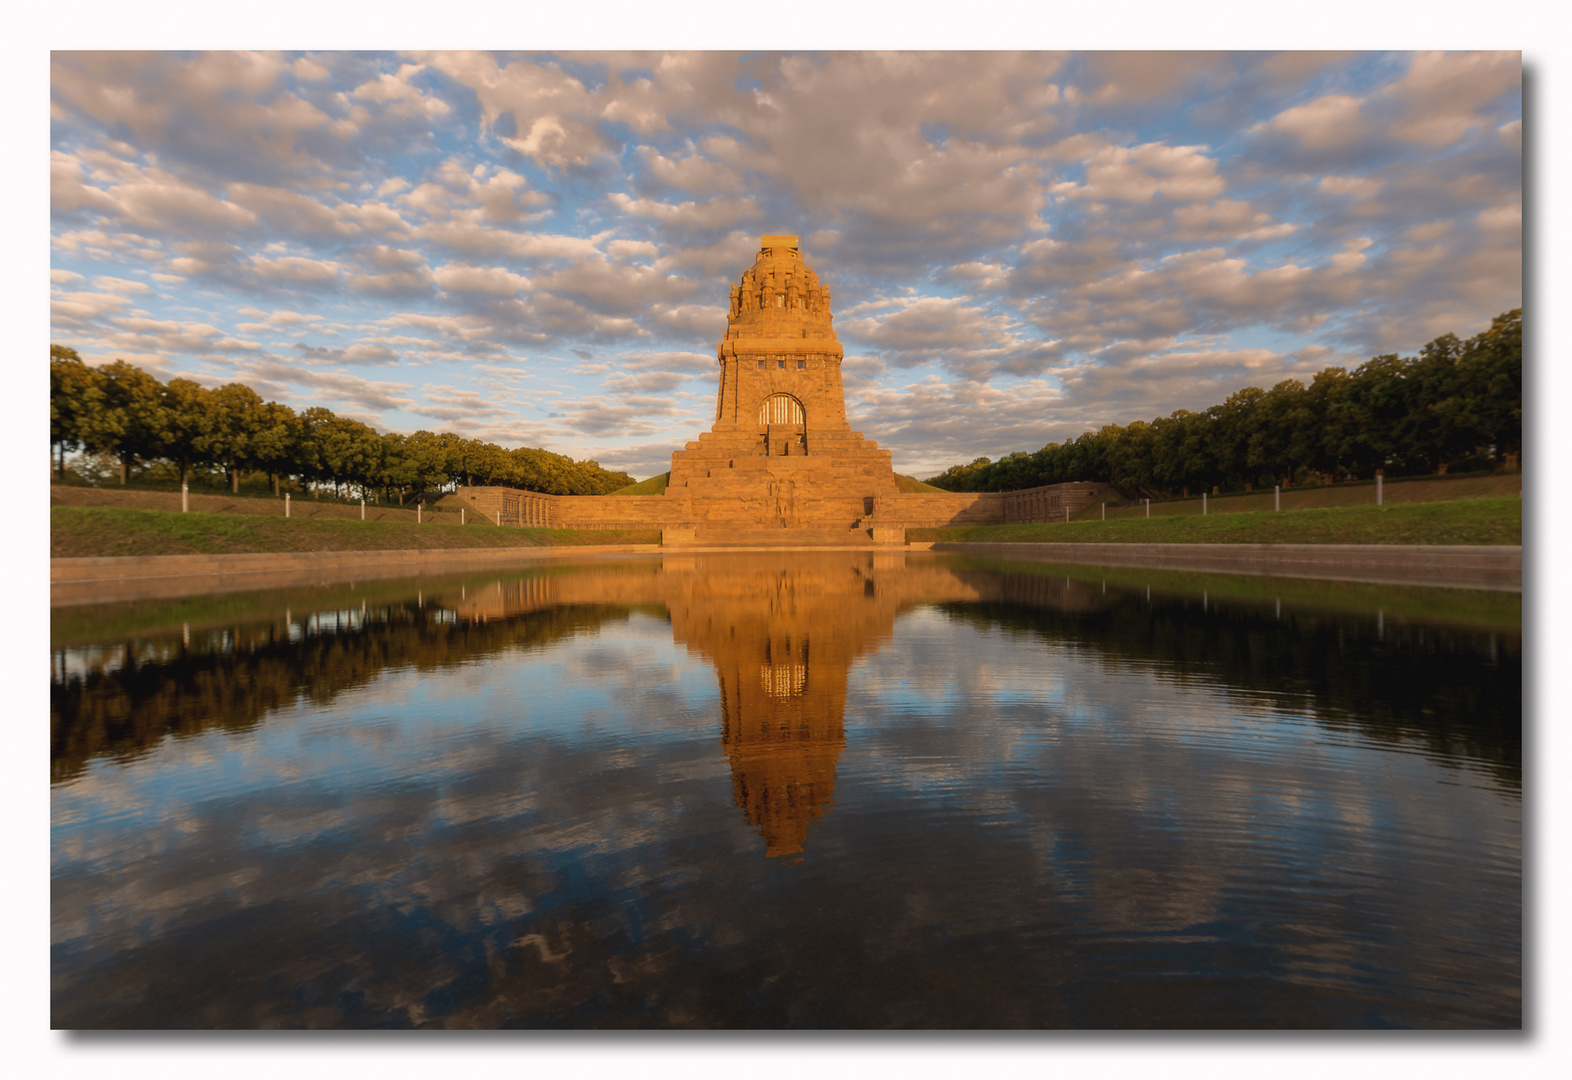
(1053, 142, 1225, 204)
(1318, 176, 1384, 199)
(607, 193, 761, 230)
(349, 63, 452, 119)
(1266, 94, 1365, 150)
(1477, 204, 1521, 233)
(51, 291, 133, 322)
(91, 275, 152, 294)
(1384, 51, 1519, 147)
(432, 263, 532, 296)
(249, 254, 342, 286)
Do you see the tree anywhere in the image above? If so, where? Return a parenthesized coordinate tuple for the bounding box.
(318, 415, 384, 497)
(1107, 420, 1157, 492)
(156, 378, 216, 487)
(290, 407, 337, 497)
(1455, 308, 1522, 467)
(250, 401, 298, 496)
(401, 430, 453, 496)
(50, 346, 103, 480)
(207, 383, 268, 492)
(92, 361, 167, 484)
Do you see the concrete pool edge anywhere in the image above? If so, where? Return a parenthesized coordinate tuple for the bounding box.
(51, 541, 1522, 604)
(50, 545, 664, 605)
(907, 541, 1523, 592)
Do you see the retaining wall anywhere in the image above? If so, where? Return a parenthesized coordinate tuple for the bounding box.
(873, 482, 1108, 528)
(452, 480, 1110, 532)
(456, 487, 699, 530)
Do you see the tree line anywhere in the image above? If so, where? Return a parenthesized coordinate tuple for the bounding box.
(924, 309, 1522, 496)
(49, 348, 633, 500)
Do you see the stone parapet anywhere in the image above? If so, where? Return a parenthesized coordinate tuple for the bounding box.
(454, 487, 699, 531)
(870, 482, 1110, 529)
(455, 485, 561, 527)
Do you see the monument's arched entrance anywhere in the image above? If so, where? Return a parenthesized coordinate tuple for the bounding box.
(758, 393, 805, 425)
(759, 393, 806, 456)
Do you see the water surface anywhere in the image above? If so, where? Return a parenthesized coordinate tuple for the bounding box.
(51, 551, 1521, 1028)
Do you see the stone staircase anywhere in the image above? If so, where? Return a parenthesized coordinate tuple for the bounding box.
(666, 526, 900, 547)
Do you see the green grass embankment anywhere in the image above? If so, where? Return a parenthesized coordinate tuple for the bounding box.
(608, 472, 671, 496)
(908, 496, 1521, 547)
(1095, 471, 1520, 519)
(895, 474, 948, 494)
(51, 506, 660, 558)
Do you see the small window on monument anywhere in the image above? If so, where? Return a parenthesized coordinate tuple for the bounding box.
(797, 359, 805, 369)
(777, 359, 785, 369)
(757, 359, 765, 369)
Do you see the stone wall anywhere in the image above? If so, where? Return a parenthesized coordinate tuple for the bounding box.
(872, 481, 1109, 528)
(455, 479, 1108, 535)
(997, 481, 1109, 524)
(456, 486, 699, 530)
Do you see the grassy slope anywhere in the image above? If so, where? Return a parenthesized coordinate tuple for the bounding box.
(908, 496, 1521, 546)
(894, 473, 948, 494)
(52, 506, 660, 558)
(1095, 471, 1521, 519)
(608, 472, 671, 496)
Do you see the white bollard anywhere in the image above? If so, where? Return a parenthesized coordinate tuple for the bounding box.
(1102, 503, 1106, 521)
(1275, 484, 1280, 512)
(462, 507, 466, 525)
(285, 492, 290, 518)
(181, 481, 188, 513)
(418, 503, 422, 523)
(1064, 506, 1069, 523)
(1377, 474, 1383, 506)
(1203, 493, 1207, 516)
(1145, 498, 1150, 519)
(361, 498, 365, 520)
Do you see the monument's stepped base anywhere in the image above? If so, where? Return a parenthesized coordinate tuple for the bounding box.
(664, 527, 898, 548)
(453, 481, 1112, 539)
(667, 424, 899, 530)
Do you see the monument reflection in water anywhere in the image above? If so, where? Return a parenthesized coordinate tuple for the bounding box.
(50, 552, 1521, 1028)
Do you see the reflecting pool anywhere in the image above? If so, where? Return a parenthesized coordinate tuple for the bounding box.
(51, 551, 1521, 1028)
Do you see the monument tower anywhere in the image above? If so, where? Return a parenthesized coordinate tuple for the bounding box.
(664, 235, 898, 539)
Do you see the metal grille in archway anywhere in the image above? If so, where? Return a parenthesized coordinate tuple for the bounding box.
(759, 393, 805, 425)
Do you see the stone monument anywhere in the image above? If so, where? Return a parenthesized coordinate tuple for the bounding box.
(458, 235, 1108, 541)
(664, 235, 899, 541)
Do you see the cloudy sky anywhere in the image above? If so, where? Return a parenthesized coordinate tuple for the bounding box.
(49, 49, 1522, 480)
